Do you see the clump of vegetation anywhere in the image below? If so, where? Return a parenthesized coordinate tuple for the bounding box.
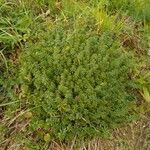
(0, 0, 149, 149)
(19, 21, 138, 140)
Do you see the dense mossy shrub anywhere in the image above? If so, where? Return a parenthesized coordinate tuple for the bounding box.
(17, 20, 138, 141)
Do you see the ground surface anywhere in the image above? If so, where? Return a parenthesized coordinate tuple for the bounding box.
(0, 113, 150, 150)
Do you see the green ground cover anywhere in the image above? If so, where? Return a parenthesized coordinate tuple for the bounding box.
(0, 0, 149, 149)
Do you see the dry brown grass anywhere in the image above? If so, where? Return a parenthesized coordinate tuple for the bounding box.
(1, 112, 149, 150)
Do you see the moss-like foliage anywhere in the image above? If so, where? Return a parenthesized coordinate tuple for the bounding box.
(18, 21, 137, 140)
(0, 1, 149, 146)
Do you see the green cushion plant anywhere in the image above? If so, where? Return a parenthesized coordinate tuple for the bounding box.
(0, 1, 149, 147)
(18, 20, 138, 141)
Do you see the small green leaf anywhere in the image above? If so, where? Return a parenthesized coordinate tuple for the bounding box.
(24, 112, 33, 119)
(44, 133, 51, 142)
(140, 87, 150, 103)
